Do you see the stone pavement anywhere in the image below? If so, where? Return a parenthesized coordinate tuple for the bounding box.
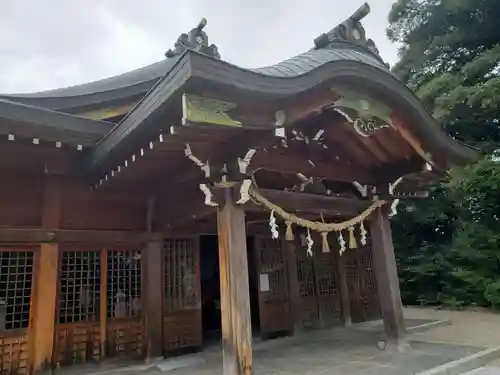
(92, 318, 484, 375)
(56, 308, 500, 375)
(405, 307, 500, 348)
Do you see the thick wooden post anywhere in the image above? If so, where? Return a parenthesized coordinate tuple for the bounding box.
(333, 244, 351, 327)
(143, 235, 164, 359)
(144, 195, 164, 359)
(285, 239, 303, 334)
(28, 174, 61, 373)
(217, 188, 252, 375)
(369, 205, 406, 343)
(100, 248, 108, 358)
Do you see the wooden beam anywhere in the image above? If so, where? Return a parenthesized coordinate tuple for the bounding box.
(28, 174, 61, 373)
(251, 152, 374, 184)
(242, 188, 370, 216)
(0, 228, 157, 244)
(369, 204, 406, 345)
(218, 188, 252, 375)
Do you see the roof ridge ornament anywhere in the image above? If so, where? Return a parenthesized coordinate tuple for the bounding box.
(313, 3, 383, 62)
(165, 18, 221, 60)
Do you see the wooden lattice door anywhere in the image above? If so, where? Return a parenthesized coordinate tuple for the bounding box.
(344, 240, 381, 323)
(295, 237, 342, 329)
(163, 237, 202, 352)
(296, 242, 318, 328)
(313, 248, 342, 328)
(254, 236, 292, 338)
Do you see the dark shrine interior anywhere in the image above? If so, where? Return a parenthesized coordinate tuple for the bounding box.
(199, 235, 260, 343)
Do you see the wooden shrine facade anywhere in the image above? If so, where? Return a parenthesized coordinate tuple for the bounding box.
(0, 4, 476, 375)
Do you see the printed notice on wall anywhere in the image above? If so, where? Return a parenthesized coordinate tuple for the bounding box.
(259, 273, 270, 292)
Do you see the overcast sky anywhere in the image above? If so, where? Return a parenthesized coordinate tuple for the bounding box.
(0, 0, 399, 94)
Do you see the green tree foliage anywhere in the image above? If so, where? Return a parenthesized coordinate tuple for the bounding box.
(387, 0, 500, 307)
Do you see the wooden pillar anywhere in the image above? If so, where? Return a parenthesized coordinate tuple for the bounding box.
(217, 188, 252, 375)
(143, 235, 164, 359)
(28, 174, 61, 373)
(100, 248, 108, 358)
(369, 205, 406, 343)
(143, 195, 164, 359)
(333, 245, 351, 327)
(285, 239, 303, 334)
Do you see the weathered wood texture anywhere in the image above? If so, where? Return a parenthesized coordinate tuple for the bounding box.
(163, 237, 202, 353)
(332, 242, 352, 326)
(218, 189, 252, 375)
(0, 173, 43, 228)
(99, 248, 108, 358)
(60, 181, 146, 231)
(254, 236, 292, 338)
(0, 228, 155, 245)
(241, 189, 370, 216)
(0, 171, 147, 233)
(143, 236, 164, 358)
(293, 235, 343, 329)
(285, 239, 303, 334)
(28, 174, 61, 373)
(369, 206, 406, 342)
(344, 240, 381, 323)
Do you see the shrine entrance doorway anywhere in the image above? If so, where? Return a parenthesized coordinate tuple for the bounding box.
(295, 236, 343, 330)
(199, 235, 261, 344)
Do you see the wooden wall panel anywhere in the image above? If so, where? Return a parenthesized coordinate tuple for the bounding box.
(162, 311, 202, 352)
(0, 173, 43, 228)
(106, 319, 144, 358)
(0, 335, 29, 375)
(53, 323, 101, 367)
(60, 181, 146, 231)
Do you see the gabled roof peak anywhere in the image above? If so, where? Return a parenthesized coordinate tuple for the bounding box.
(313, 3, 385, 65)
(164, 18, 221, 60)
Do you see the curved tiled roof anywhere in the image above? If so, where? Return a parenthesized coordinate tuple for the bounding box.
(252, 44, 390, 78)
(0, 42, 390, 111)
(5, 58, 179, 99)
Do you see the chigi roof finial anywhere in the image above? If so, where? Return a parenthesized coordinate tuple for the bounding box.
(165, 18, 221, 59)
(313, 3, 383, 62)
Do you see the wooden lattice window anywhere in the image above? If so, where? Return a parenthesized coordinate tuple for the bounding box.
(0, 251, 33, 331)
(107, 249, 142, 319)
(164, 239, 199, 311)
(59, 251, 100, 324)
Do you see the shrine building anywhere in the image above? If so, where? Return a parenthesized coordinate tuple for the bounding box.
(0, 4, 476, 375)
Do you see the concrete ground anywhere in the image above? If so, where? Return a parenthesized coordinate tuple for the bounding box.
(403, 308, 500, 374)
(57, 308, 500, 375)
(405, 307, 500, 348)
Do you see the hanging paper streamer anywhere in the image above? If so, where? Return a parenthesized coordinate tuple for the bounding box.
(248, 186, 386, 257)
(285, 221, 294, 241)
(338, 231, 346, 255)
(348, 226, 357, 249)
(269, 209, 279, 239)
(360, 221, 367, 245)
(306, 229, 313, 257)
(321, 232, 330, 253)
